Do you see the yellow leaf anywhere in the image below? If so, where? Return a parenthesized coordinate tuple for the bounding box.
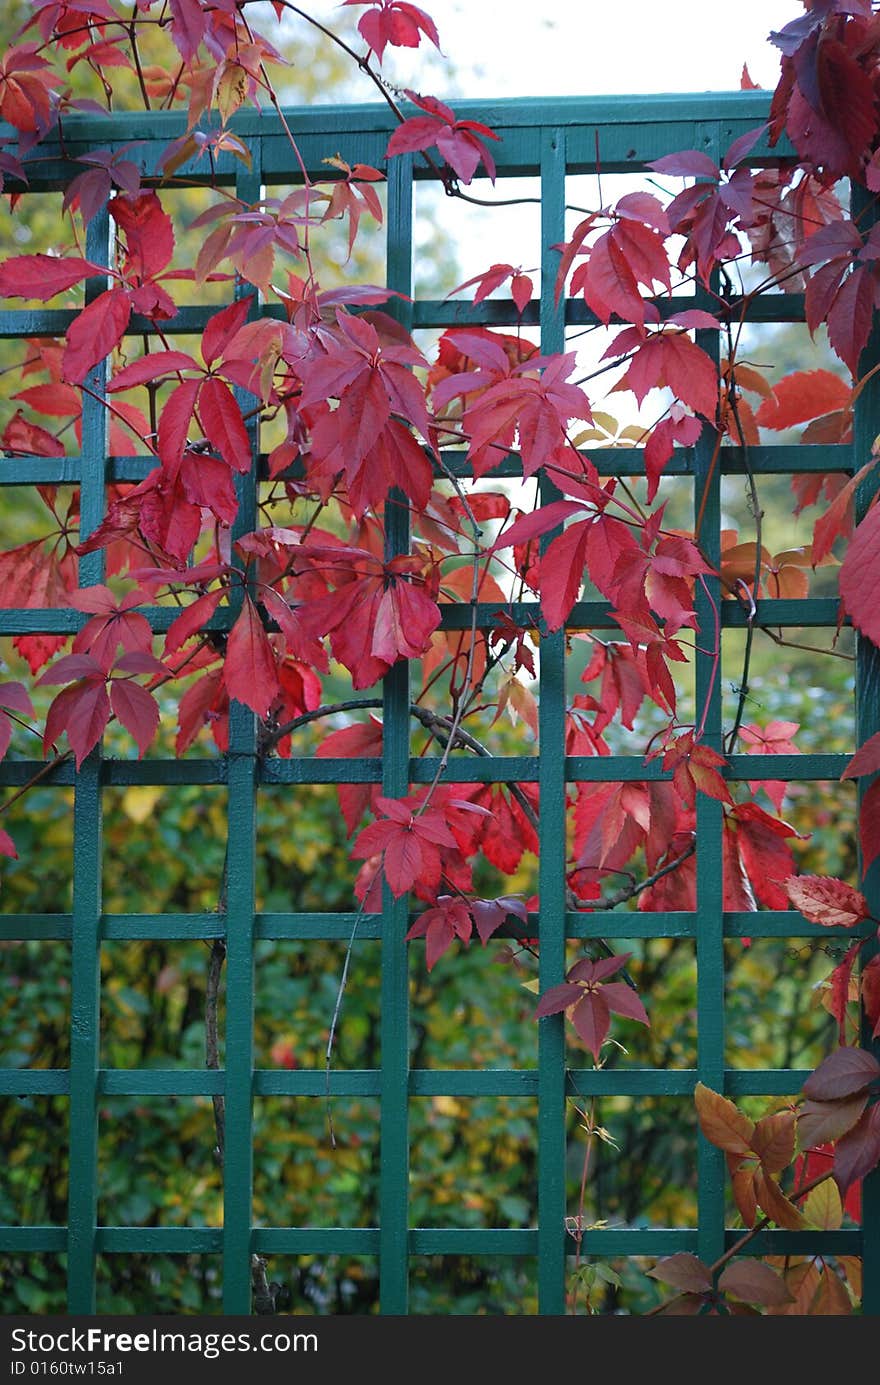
(121, 785, 163, 825)
(217, 64, 248, 125)
(804, 1179, 843, 1231)
(810, 1267, 852, 1315)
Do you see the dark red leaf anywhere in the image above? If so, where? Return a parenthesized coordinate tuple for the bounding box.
(649, 151, 720, 179)
(803, 1047, 880, 1101)
(109, 678, 159, 757)
(841, 503, 880, 647)
(571, 989, 611, 1059)
(861, 779, 880, 872)
(647, 1253, 712, 1294)
(718, 1260, 793, 1307)
(534, 981, 584, 1018)
(834, 1103, 880, 1193)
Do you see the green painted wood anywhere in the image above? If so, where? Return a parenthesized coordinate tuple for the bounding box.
(852, 184, 880, 1319)
(0, 1064, 817, 1101)
(694, 238, 726, 1268)
(377, 151, 415, 1316)
(0, 907, 866, 944)
(219, 157, 263, 1315)
(65, 206, 110, 1315)
(536, 125, 569, 1317)
(0, 593, 846, 638)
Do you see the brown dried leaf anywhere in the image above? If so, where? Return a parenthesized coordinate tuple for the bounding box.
(694, 1082, 755, 1155)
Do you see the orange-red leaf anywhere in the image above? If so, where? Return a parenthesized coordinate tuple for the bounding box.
(755, 369, 851, 430)
(751, 1109, 796, 1174)
(786, 875, 869, 928)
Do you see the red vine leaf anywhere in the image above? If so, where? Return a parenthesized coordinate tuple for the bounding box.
(786, 875, 870, 929)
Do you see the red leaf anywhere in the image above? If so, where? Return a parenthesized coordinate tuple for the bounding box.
(644, 411, 701, 503)
(36, 653, 106, 686)
(157, 376, 202, 474)
(492, 501, 585, 552)
(386, 115, 444, 157)
(571, 988, 611, 1059)
(0, 681, 33, 718)
(834, 1103, 880, 1194)
(861, 779, 880, 871)
(201, 296, 253, 368)
(755, 369, 851, 430)
(842, 730, 880, 779)
(168, 0, 206, 61)
(582, 232, 645, 325)
(111, 190, 175, 282)
(660, 335, 719, 420)
(109, 678, 159, 757)
(827, 264, 875, 375)
(371, 578, 440, 664)
(176, 667, 226, 754)
(199, 376, 253, 473)
(539, 519, 592, 632)
(798, 1093, 869, 1148)
(786, 875, 870, 928)
(164, 589, 225, 655)
(0, 827, 17, 859)
(718, 1261, 793, 1307)
(841, 502, 880, 647)
(0, 254, 101, 301)
(601, 981, 649, 1026)
(647, 1254, 712, 1294)
(62, 286, 131, 384)
(107, 350, 198, 392)
(350, 0, 441, 64)
(48, 680, 110, 767)
(803, 1047, 880, 1101)
(534, 981, 584, 1018)
(223, 599, 280, 717)
(649, 150, 720, 179)
(356, 817, 436, 898)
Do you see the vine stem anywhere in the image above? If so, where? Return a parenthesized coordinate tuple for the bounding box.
(723, 350, 763, 754)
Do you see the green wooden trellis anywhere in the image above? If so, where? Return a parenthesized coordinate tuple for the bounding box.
(0, 89, 878, 1315)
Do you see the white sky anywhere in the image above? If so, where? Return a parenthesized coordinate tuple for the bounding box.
(306, 0, 801, 98)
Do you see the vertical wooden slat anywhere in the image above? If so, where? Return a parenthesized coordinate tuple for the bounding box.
(536, 125, 568, 1315)
(67, 207, 110, 1312)
(694, 249, 725, 1264)
(221, 151, 262, 1314)
(379, 151, 414, 1314)
(851, 185, 880, 1319)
